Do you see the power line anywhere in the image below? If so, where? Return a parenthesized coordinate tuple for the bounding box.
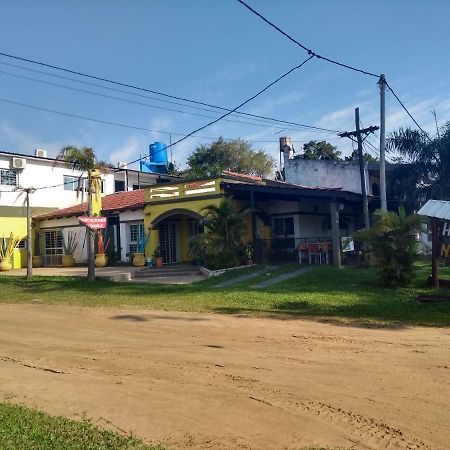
(0, 60, 339, 133)
(124, 55, 315, 167)
(0, 96, 339, 145)
(236, 0, 379, 78)
(236, 1, 430, 138)
(0, 68, 325, 133)
(385, 81, 431, 138)
(0, 51, 339, 134)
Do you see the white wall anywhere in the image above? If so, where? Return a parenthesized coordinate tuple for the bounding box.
(118, 210, 144, 261)
(284, 157, 369, 194)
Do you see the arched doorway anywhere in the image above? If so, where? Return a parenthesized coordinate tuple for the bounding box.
(151, 209, 203, 264)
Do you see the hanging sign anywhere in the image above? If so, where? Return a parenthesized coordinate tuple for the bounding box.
(78, 216, 107, 230)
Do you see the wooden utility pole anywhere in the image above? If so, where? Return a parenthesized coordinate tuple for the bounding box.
(339, 108, 379, 229)
(378, 74, 387, 211)
(431, 218, 440, 288)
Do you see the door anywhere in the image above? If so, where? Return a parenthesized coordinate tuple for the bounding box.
(159, 222, 178, 264)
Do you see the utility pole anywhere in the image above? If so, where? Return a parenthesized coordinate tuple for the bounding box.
(23, 187, 36, 279)
(339, 108, 379, 229)
(87, 173, 95, 283)
(378, 74, 387, 211)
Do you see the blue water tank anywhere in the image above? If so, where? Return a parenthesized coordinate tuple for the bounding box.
(140, 142, 168, 174)
(150, 142, 168, 164)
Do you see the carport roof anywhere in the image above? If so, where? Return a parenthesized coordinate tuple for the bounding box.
(418, 200, 450, 220)
(34, 189, 145, 221)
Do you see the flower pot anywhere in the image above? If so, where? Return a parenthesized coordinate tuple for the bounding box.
(133, 252, 146, 267)
(246, 259, 253, 266)
(62, 255, 75, 267)
(0, 258, 12, 272)
(95, 253, 107, 267)
(155, 256, 163, 268)
(32, 255, 43, 268)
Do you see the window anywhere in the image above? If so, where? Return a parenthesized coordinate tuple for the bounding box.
(64, 176, 104, 193)
(115, 180, 125, 192)
(273, 217, 295, 249)
(0, 169, 18, 186)
(129, 223, 145, 253)
(44, 230, 63, 255)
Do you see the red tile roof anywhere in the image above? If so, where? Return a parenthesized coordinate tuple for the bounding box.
(34, 189, 145, 221)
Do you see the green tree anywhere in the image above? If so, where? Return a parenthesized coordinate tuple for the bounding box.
(191, 198, 251, 269)
(185, 138, 275, 178)
(56, 146, 110, 282)
(355, 207, 421, 287)
(388, 123, 450, 203)
(298, 140, 342, 161)
(345, 149, 379, 162)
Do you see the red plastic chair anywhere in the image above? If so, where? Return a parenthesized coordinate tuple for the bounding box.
(307, 242, 322, 264)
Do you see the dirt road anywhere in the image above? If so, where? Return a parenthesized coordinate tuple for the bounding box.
(0, 303, 449, 449)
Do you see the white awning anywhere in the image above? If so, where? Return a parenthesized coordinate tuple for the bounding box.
(418, 200, 450, 220)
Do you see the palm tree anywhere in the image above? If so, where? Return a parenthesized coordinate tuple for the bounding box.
(56, 146, 110, 282)
(201, 198, 251, 253)
(388, 123, 450, 204)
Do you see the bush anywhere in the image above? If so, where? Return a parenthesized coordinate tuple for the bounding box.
(355, 207, 421, 287)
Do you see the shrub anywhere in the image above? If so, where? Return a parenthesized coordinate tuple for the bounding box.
(355, 207, 421, 286)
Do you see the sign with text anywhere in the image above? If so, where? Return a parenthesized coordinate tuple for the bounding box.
(78, 216, 107, 230)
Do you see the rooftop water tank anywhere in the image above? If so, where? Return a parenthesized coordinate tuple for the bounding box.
(150, 142, 168, 164)
(140, 141, 168, 174)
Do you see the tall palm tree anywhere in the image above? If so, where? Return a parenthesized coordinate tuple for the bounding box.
(201, 198, 251, 252)
(388, 123, 450, 203)
(56, 146, 110, 282)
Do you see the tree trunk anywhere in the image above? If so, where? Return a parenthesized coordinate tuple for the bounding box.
(87, 176, 95, 282)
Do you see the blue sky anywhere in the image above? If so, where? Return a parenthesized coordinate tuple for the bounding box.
(1, 0, 449, 170)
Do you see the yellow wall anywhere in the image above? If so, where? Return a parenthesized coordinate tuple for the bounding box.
(144, 195, 224, 261)
(0, 206, 54, 269)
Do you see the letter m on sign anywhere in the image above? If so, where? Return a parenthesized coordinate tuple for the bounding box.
(440, 243, 450, 258)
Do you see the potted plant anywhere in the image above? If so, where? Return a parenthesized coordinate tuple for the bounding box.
(61, 231, 77, 267)
(0, 233, 21, 271)
(32, 232, 42, 268)
(95, 231, 110, 267)
(153, 246, 163, 268)
(245, 244, 254, 265)
(132, 229, 150, 267)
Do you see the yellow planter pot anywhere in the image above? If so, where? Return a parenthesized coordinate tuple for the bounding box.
(95, 254, 107, 267)
(32, 256, 43, 268)
(133, 252, 146, 267)
(62, 255, 75, 267)
(0, 258, 12, 271)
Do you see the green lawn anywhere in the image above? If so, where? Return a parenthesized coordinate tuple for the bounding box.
(1, 262, 449, 327)
(0, 402, 163, 450)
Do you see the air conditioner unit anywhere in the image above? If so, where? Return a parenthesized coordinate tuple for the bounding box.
(118, 162, 128, 169)
(35, 148, 47, 158)
(12, 157, 26, 169)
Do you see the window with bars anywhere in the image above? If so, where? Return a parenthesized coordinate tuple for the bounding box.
(44, 230, 63, 255)
(273, 216, 295, 249)
(0, 169, 18, 186)
(129, 223, 145, 253)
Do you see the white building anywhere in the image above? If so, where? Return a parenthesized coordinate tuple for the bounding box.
(0, 148, 175, 267)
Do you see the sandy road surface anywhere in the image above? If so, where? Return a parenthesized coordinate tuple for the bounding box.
(0, 304, 449, 449)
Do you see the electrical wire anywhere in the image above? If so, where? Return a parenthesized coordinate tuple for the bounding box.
(0, 68, 332, 133)
(0, 96, 339, 146)
(385, 81, 431, 139)
(0, 52, 340, 134)
(123, 55, 315, 167)
(236, 0, 379, 78)
(236, 1, 431, 137)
